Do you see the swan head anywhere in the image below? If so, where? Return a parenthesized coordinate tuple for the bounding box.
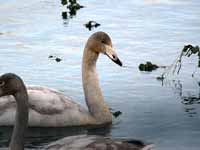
(86, 31, 123, 66)
(0, 73, 25, 97)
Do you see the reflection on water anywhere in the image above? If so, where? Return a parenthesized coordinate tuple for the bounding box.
(182, 96, 200, 105)
(162, 79, 200, 118)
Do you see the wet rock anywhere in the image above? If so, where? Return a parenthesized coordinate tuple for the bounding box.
(84, 21, 101, 31)
(139, 61, 159, 71)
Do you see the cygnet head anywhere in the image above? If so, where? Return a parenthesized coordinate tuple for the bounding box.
(0, 73, 25, 97)
(86, 31, 123, 66)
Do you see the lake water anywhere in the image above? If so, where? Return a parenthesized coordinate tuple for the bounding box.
(0, 0, 200, 149)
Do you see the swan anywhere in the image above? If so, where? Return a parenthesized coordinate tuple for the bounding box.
(0, 73, 153, 150)
(0, 31, 123, 127)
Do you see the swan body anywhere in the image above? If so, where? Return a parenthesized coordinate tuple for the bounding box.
(45, 134, 153, 150)
(0, 73, 153, 150)
(0, 86, 95, 127)
(0, 32, 123, 127)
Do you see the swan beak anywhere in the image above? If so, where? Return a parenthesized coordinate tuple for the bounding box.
(104, 45, 123, 66)
(114, 57, 123, 66)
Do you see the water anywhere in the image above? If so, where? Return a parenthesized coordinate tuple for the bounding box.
(0, 0, 200, 149)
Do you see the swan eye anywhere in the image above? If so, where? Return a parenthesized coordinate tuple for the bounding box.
(0, 81, 5, 87)
(101, 40, 106, 44)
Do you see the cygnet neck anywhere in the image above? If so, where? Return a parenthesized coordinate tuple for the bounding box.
(10, 87, 29, 150)
(82, 47, 112, 124)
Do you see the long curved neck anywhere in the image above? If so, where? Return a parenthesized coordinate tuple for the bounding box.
(82, 47, 112, 124)
(10, 89, 29, 150)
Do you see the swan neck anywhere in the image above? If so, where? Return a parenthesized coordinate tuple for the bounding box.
(82, 48, 112, 124)
(10, 89, 29, 150)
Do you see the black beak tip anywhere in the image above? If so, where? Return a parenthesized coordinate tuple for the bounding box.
(114, 58, 123, 67)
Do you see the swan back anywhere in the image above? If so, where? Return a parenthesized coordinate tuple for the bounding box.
(46, 135, 153, 150)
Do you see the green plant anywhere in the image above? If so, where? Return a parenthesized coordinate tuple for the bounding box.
(159, 44, 200, 79)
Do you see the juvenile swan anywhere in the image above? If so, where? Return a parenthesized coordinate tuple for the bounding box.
(0, 73, 153, 150)
(0, 32, 122, 127)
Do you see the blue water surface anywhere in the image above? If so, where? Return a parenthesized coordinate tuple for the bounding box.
(0, 0, 200, 149)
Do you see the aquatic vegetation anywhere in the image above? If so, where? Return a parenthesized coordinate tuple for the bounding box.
(61, 0, 68, 5)
(154, 45, 200, 117)
(48, 55, 53, 58)
(139, 61, 159, 71)
(55, 58, 62, 62)
(171, 44, 200, 75)
(112, 111, 122, 118)
(61, 0, 84, 20)
(182, 96, 200, 105)
(109, 108, 122, 118)
(48, 55, 62, 62)
(157, 44, 200, 80)
(84, 21, 101, 31)
(68, 1, 84, 10)
(61, 0, 83, 7)
(62, 11, 68, 19)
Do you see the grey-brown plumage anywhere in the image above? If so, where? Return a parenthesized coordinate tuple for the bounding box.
(0, 73, 153, 150)
(46, 135, 153, 150)
(0, 32, 154, 150)
(0, 31, 123, 127)
(0, 73, 28, 150)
